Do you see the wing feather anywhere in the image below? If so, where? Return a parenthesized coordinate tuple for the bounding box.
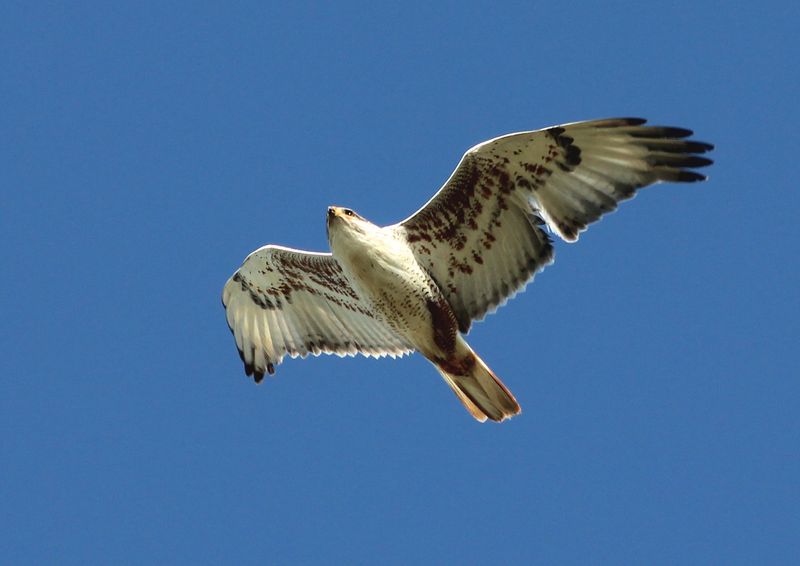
(395, 118, 712, 331)
(222, 245, 413, 381)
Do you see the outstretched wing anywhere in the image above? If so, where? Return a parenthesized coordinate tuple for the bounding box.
(222, 245, 413, 381)
(394, 118, 713, 332)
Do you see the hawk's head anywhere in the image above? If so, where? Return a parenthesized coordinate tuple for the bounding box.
(327, 206, 378, 249)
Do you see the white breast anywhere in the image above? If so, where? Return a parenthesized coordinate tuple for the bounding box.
(335, 227, 423, 293)
(331, 222, 436, 334)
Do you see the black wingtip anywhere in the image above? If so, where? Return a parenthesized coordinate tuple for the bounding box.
(628, 125, 695, 139)
(677, 171, 707, 182)
(658, 126, 694, 138)
(679, 155, 715, 168)
(234, 343, 274, 381)
(685, 140, 715, 153)
(620, 117, 647, 126)
(585, 117, 648, 129)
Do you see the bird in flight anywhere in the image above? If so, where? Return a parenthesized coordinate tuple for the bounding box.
(222, 117, 713, 422)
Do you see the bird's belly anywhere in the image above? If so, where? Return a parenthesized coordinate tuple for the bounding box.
(343, 252, 441, 344)
(348, 252, 458, 357)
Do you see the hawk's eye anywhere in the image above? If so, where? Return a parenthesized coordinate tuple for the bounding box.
(344, 209, 354, 217)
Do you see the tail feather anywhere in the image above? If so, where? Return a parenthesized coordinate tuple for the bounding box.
(434, 350, 521, 423)
(439, 372, 491, 422)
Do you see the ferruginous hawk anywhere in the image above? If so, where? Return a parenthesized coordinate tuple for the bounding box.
(222, 118, 713, 422)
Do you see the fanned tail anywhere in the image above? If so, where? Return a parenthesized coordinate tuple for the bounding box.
(433, 348, 520, 423)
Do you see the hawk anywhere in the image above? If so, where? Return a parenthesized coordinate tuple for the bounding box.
(222, 118, 713, 422)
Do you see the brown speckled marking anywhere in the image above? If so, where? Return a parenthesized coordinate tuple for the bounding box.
(397, 130, 568, 334)
(448, 254, 473, 275)
(245, 252, 375, 317)
(227, 248, 407, 381)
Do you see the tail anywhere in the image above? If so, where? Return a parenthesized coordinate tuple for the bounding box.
(433, 348, 521, 423)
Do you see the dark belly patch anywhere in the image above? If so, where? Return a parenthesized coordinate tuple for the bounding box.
(438, 354, 476, 376)
(426, 297, 458, 354)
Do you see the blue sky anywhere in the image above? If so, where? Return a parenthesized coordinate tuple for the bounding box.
(2, 2, 798, 564)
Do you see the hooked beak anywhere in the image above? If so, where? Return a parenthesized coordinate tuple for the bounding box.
(327, 206, 346, 224)
(326, 207, 341, 232)
(326, 206, 344, 241)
